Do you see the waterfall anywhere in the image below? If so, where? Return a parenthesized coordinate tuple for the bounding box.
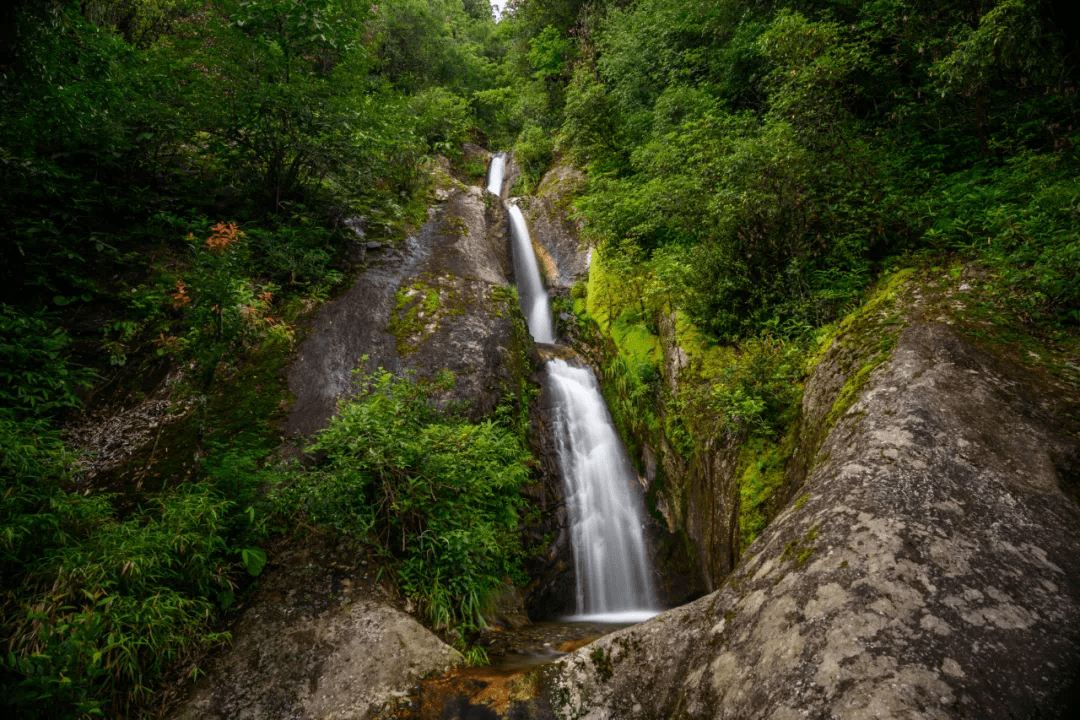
(487, 152, 505, 195)
(490, 155, 657, 623)
(547, 359, 659, 622)
(507, 204, 555, 344)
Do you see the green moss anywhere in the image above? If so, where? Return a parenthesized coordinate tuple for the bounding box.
(387, 276, 465, 355)
(825, 352, 886, 430)
(810, 267, 914, 371)
(737, 436, 790, 551)
(584, 246, 614, 333)
(610, 319, 661, 370)
(779, 525, 819, 568)
(445, 215, 469, 238)
(589, 647, 614, 682)
(454, 156, 487, 185)
(810, 268, 916, 436)
(424, 288, 440, 314)
(911, 261, 1080, 389)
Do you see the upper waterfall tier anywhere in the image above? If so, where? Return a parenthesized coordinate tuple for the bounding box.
(486, 153, 505, 195)
(507, 204, 554, 344)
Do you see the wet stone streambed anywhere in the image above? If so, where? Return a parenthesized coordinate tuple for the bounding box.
(392, 620, 634, 719)
(479, 619, 633, 669)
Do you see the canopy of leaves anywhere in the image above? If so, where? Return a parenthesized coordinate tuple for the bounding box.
(546, 0, 1079, 340)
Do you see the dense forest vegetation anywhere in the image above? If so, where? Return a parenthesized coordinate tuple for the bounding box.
(1, 0, 1078, 716)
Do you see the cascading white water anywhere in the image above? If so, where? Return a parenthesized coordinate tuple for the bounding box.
(486, 153, 505, 195)
(547, 359, 659, 622)
(491, 154, 657, 622)
(507, 204, 555, 344)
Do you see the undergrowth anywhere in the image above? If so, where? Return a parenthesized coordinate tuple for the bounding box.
(270, 368, 532, 638)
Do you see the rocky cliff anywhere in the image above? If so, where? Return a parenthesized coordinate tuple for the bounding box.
(284, 171, 522, 437)
(539, 274, 1080, 718)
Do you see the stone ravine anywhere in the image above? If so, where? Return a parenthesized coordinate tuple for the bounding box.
(538, 320, 1080, 719)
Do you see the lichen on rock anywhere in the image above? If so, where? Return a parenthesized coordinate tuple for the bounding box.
(538, 309, 1080, 719)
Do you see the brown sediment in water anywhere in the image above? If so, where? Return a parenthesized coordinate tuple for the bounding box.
(555, 636, 599, 653)
(411, 666, 540, 718)
(388, 623, 614, 719)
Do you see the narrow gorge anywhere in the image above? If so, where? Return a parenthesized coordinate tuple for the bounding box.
(3, 2, 1079, 719)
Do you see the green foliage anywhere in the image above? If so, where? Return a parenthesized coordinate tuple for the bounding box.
(0, 306, 93, 418)
(0, 0, 518, 715)
(513, 123, 557, 193)
(272, 370, 532, 633)
(708, 338, 805, 438)
(527, 26, 575, 80)
(922, 151, 1080, 324)
(0, 413, 271, 718)
(410, 87, 471, 155)
(557, 0, 1079, 341)
(0, 0, 504, 314)
(738, 437, 789, 551)
(249, 221, 340, 289)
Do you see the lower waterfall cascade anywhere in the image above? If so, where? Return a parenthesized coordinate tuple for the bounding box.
(546, 358, 659, 621)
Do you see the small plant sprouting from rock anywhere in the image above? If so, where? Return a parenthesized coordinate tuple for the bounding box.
(780, 526, 819, 568)
(590, 647, 614, 682)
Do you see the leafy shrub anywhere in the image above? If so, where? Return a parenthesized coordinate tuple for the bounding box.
(708, 338, 806, 438)
(0, 305, 93, 418)
(409, 87, 470, 155)
(0, 416, 266, 718)
(272, 369, 531, 632)
(514, 123, 556, 193)
(249, 221, 339, 288)
(175, 223, 287, 382)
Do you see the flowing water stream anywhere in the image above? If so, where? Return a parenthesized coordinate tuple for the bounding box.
(507, 204, 555, 344)
(486, 152, 505, 195)
(493, 157, 658, 628)
(546, 359, 658, 622)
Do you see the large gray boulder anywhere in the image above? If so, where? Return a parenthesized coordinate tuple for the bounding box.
(541, 319, 1080, 719)
(176, 537, 461, 720)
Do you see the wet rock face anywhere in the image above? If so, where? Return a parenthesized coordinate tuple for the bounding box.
(522, 165, 589, 294)
(522, 370, 577, 620)
(283, 184, 517, 437)
(175, 537, 461, 720)
(542, 323, 1080, 719)
(649, 308, 741, 595)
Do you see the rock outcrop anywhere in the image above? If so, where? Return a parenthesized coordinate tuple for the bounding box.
(541, 315, 1080, 718)
(176, 536, 462, 720)
(521, 164, 589, 295)
(284, 176, 522, 437)
(178, 168, 539, 719)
